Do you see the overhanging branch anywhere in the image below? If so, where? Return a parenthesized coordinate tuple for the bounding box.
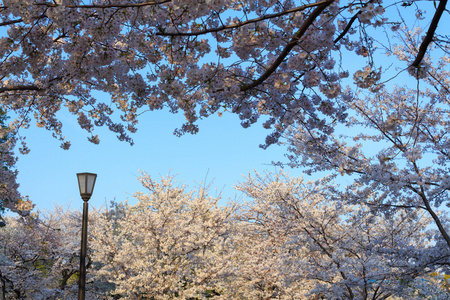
(0, 18, 23, 27)
(241, 0, 333, 92)
(0, 13, 47, 27)
(156, 0, 334, 37)
(0, 85, 44, 93)
(34, 0, 171, 9)
(333, 11, 359, 44)
(411, 0, 447, 67)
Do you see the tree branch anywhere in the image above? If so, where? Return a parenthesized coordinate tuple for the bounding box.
(0, 85, 43, 93)
(0, 18, 23, 27)
(333, 11, 360, 44)
(411, 0, 447, 67)
(0, 13, 47, 27)
(156, 0, 333, 37)
(407, 183, 450, 249)
(34, 0, 171, 9)
(241, 0, 333, 92)
(372, 203, 426, 210)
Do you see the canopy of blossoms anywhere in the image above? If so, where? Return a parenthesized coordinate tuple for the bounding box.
(0, 0, 447, 212)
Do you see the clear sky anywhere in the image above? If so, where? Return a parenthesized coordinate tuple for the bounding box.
(14, 107, 298, 213)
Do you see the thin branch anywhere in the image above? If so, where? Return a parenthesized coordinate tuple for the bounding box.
(333, 11, 359, 44)
(0, 75, 63, 94)
(371, 203, 426, 210)
(303, 226, 356, 299)
(34, 0, 171, 9)
(411, 0, 447, 67)
(241, 0, 333, 92)
(334, 0, 380, 44)
(156, 0, 333, 37)
(0, 19, 23, 27)
(0, 12, 48, 27)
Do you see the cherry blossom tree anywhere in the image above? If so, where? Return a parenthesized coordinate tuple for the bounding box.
(232, 171, 450, 299)
(0, 107, 30, 216)
(0, 0, 447, 212)
(283, 20, 450, 250)
(91, 172, 450, 299)
(2, 172, 449, 299)
(90, 173, 237, 299)
(0, 206, 112, 299)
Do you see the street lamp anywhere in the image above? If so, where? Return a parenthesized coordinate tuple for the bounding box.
(76, 172, 97, 300)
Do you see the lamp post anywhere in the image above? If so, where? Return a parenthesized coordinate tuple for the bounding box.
(76, 172, 97, 300)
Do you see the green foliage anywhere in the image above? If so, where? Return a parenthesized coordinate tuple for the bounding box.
(33, 259, 53, 276)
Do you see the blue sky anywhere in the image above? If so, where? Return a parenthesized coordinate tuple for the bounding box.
(14, 107, 296, 213)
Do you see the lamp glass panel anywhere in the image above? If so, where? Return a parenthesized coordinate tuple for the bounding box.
(77, 174, 86, 195)
(86, 174, 96, 194)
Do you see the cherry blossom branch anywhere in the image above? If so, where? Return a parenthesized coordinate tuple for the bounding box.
(0, 75, 63, 94)
(352, 102, 406, 152)
(0, 12, 48, 27)
(0, 19, 23, 27)
(156, 0, 333, 37)
(421, 192, 450, 249)
(372, 203, 426, 210)
(0, 85, 44, 93)
(303, 226, 356, 299)
(411, 0, 447, 67)
(333, 11, 359, 44)
(407, 183, 450, 249)
(333, 0, 380, 44)
(34, 0, 171, 8)
(241, 0, 333, 92)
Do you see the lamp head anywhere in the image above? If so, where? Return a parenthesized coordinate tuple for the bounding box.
(77, 172, 97, 201)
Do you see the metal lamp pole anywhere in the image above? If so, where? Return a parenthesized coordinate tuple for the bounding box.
(76, 172, 97, 300)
